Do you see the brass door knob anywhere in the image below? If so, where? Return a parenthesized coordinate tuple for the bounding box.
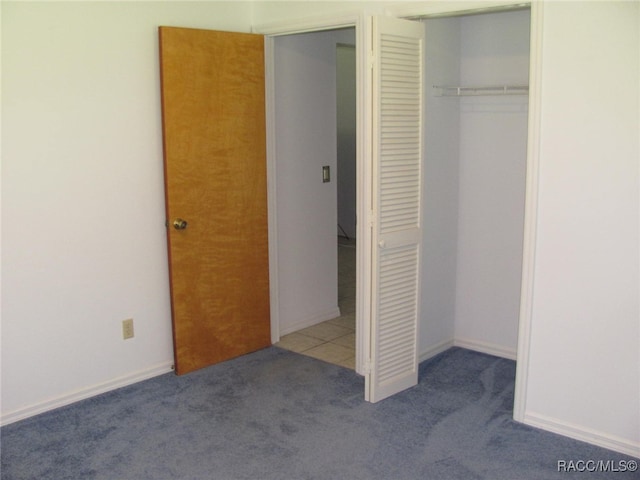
(173, 218, 188, 230)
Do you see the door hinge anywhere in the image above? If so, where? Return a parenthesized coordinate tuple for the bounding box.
(369, 50, 375, 69)
(362, 359, 372, 375)
(368, 210, 376, 228)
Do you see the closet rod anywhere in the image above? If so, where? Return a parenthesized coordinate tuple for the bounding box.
(433, 85, 529, 97)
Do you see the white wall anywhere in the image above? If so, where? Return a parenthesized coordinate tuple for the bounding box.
(420, 10, 529, 360)
(274, 28, 355, 335)
(420, 16, 461, 358)
(454, 10, 530, 357)
(337, 44, 357, 240)
(523, 1, 639, 455)
(3, 0, 639, 457)
(1, 1, 254, 423)
(252, 1, 392, 26)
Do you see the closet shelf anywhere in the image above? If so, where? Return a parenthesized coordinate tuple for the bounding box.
(433, 85, 529, 97)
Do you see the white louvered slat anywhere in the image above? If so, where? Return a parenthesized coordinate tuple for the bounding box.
(378, 32, 422, 236)
(369, 16, 423, 403)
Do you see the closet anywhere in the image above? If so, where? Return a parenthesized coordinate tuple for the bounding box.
(420, 9, 531, 360)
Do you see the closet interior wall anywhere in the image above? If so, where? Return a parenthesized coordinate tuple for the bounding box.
(420, 10, 531, 360)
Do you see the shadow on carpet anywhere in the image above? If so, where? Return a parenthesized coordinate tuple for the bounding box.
(1, 347, 635, 479)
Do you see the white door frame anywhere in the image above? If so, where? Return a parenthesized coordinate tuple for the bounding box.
(255, 0, 542, 420)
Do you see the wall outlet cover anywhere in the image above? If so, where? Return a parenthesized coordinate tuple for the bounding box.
(122, 318, 134, 340)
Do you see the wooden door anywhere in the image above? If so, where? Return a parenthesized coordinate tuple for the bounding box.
(368, 16, 424, 402)
(159, 27, 270, 375)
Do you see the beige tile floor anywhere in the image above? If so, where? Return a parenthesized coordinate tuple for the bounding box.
(275, 237, 356, 369)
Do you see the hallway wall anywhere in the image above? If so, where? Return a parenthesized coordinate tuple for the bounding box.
(273, 28, 356, 335)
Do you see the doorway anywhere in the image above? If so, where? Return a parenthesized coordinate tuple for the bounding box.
(419, 8, 530, 361)
(270, 29, 358, 370)
(268, 9, 530, 369)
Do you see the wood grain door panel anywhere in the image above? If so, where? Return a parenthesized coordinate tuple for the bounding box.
(159, 27, 270, 375)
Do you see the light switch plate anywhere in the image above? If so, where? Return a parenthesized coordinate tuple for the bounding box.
(322, 165, 330, 183)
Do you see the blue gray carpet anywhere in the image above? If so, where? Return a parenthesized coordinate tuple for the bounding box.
(1, 347, 636, 479)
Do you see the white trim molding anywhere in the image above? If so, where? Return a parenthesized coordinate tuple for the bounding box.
(453, 338, 517, 361)
(253, 11, 362, 36)
(419, 338, 516, 364)
(264, 36, 281, 345)
(355, 14, 372, 379)
(385, 0, 531, 19)
(419, 339, 455, 363)
(513, 0, 544, 423)
(1, 362, 174, 427)
(524, 411, 640, 458)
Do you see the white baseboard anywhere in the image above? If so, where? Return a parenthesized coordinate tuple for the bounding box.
(523, 411, 640, 458)
(453, 337, 517, 360)
(278, 306, 341, 337)
(420, 340, 639, 458)
(1, 361, 174, 427)
(418, 337, 516, 363)
(419, 339, 455, 363)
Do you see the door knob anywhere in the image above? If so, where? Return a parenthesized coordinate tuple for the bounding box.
(173, 218, 188, 230)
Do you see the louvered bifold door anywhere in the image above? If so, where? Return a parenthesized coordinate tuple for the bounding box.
(368, 16, 424, 403)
